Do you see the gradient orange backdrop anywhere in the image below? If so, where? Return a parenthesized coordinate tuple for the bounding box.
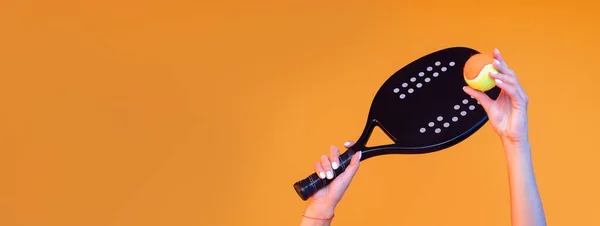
(1, 1, 599, 226)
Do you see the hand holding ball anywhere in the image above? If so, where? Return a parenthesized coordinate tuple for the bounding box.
(463, 53, 498, 91)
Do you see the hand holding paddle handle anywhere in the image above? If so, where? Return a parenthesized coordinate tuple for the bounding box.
(293, 148, 357, 200)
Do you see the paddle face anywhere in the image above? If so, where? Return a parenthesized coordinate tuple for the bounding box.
(360, 47, 501, 156)
(293, 47, 500, 201)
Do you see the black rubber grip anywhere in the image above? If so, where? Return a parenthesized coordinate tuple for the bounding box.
(293, 149, 356, 200)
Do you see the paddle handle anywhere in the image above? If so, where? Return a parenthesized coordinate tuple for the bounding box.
(293, 149, 356, 201)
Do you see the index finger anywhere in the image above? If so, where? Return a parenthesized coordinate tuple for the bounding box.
(492, 49, 528, 99)
(330, 145, 341, 170)
(493, 48, 515, 77)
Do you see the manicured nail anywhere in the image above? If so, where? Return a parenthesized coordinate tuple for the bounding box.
(495, 79, 503, 84)
(344, 141, 351, 146)
(495, 48, 500, 54)
(357, 151, 362, 160)
(332, 162, 339, 170)
(494, 59, 500, 65)
(489, 71, 498, 77)
(326, 171, 333, 179)
(319, 172, 326, 179)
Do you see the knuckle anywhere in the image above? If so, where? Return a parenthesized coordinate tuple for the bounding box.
(508, 69, 516, 76)
(315, 162, 322, 168)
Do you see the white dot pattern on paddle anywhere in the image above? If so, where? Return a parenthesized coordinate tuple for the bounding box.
(413, 60, 473, 133)
(456, 94, 476, 118)
(399, 60, 456, 101)
(423, 117, 446, 133)
(418, 88, 481, 134)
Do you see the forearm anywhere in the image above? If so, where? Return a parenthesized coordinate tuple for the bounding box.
(300, 202, 335, 226)
(504, 141, 546, 226)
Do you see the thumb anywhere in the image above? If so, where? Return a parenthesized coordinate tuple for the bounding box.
(463, 86, 494, 114)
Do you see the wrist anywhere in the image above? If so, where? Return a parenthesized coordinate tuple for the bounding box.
(501, 139, 532, 166)
(501, 139, 530, 150)
(304, 201, 335, 219)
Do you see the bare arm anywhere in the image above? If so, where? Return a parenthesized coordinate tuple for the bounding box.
(504, 141, 546, 226)
(465, 48, 546, 226)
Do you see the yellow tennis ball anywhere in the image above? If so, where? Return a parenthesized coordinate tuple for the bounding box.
(463, 53, 498, 91)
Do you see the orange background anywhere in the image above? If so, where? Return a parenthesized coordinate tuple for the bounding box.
(1, 1, 599, 225)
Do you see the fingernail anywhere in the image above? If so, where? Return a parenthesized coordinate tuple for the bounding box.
(357, 151, 362, 160)
(494, 59, 500, 65)
(319, 172, 326, 179)
(326, 171, 333, 179)
(495, 79, 503, 84)
(344, 141, 351, 146)
(495, 48, 500, 54)
(332, 162, 339, 170)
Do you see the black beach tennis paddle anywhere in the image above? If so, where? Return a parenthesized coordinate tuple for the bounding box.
(293, 47, 501, 201)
